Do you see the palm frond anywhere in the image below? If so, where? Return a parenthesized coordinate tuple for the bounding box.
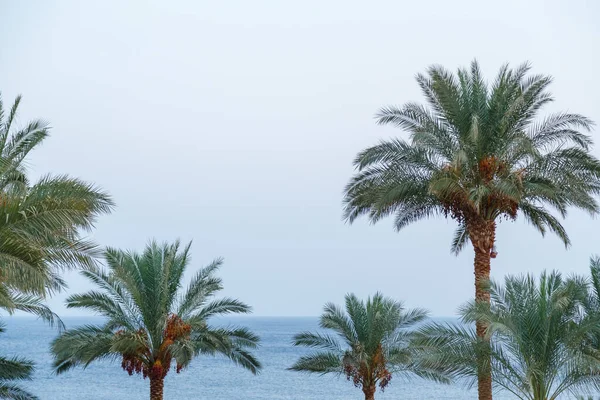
(288, 352, 342, 375)
(0, 356, 34, 381)
(51, 325, 116, 374)
(193, 326, 261, 374)
(4, 292, 63, 330)
(177, 258, 223, 319)
(0, 383, 38, 400)
(451, 223, 470, 255)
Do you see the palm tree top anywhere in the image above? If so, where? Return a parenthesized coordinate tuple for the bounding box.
(0, 93, 114, 299)
(344, 60, 600, 253)
(52, 240, 261, 383)
(290, 293, 447, 399)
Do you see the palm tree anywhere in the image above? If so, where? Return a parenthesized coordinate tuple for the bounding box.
(0, 93, 114, 299)
(343, 61, 600, 399)
(0, 323, 37, 400)
(289, 293, 448, 400)
(415, 271, 600, 400)
(0, 93, 112, 399)
(51, 240, 261, 400)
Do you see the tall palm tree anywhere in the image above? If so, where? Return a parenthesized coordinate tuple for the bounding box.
(289, 293, 448, 400)
(0, 93, 114, 299)
(0, 93, 112, 400)
(415, 271, 600, 400)
(51, 241, 261, 400)
(343, 61, 600, 399)
(0, 323, 37, 400)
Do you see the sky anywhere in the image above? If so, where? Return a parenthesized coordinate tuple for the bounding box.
(0, 0, 599, 317)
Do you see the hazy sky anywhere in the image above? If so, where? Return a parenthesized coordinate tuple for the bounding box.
(1, 0, 599, 317)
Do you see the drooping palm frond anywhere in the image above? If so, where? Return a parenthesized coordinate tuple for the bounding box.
(191, 326, 261, 374)
(0, 290, 63, 330)
(51, 240, 261, 396)
(289, 352, 342, 375)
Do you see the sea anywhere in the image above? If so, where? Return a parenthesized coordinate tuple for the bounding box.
(1, 317, 518, 399)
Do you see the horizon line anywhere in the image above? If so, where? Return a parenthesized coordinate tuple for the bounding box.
(7, 314, 459, 319)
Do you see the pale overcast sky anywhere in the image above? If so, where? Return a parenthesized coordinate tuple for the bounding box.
(1, 0, 599, 317)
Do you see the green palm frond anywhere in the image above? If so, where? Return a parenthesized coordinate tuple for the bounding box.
(292, 332, 342, 352)
(0, 356, 34, 381)
(289, 352, 342, 375)
(191, 298, 252, 320)
(193, 326, 261, 374)
(450, 223, 470, 255)
(320, 302, 357, 344)
(176, 258, 224, 319)
(51, 324, 117, 374)
(0, 291, 63, 330)
(0, 383, 38, 400)
(0, 335, 38, 400)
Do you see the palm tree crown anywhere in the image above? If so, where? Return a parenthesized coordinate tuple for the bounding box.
(51, 240, 261, 400)
(289, 293, 447, 400)
(416, 271, 600, 400)
(0, 93, 114, 307)
(344, 60, 600, 252)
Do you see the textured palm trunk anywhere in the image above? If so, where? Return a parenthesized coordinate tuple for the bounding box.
(363, 385, 376, 400)
(468, 219, 496, 400)
(150, 376, 164, 400)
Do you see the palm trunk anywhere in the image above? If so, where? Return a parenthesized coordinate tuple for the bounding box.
(363, 385, 376, 400)
(150, 376, 164, 400)
(468, 219, 496, 400)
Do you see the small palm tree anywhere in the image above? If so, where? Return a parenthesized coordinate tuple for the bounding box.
(0, 93, 114, 299)
(51, 241, 261, 400)
(289, 293, 448, 400)
(0, 323, 37, 400)
(343, 61, 600, 400)
(415, 271, 600, 400)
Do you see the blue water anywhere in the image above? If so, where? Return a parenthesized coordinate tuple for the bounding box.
(1, 316, 513, 399)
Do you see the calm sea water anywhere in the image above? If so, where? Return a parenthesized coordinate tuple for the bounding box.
(1, 316, 516, 399)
